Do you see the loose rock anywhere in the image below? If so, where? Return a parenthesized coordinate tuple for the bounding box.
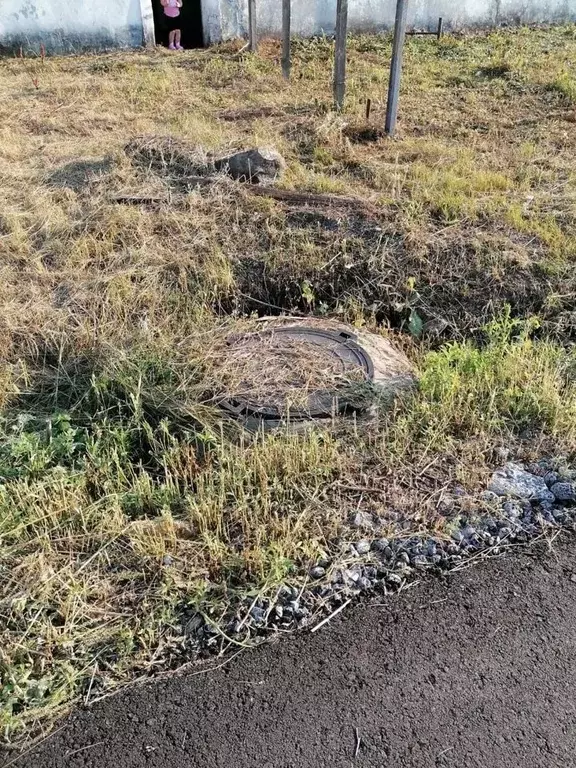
(488, 463, 550, 501)
(544, 471, 560, 488)
(214, 147, 285, 184)
(352, 511, 374, 530)
(550, 482, 576, 502)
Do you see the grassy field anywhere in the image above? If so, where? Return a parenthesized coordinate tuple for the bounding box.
(1, 25, 576, 743)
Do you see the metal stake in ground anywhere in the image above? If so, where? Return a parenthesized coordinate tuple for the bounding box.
(333, 0, 349, 110)
(385, 0, 409, 137)
(248, 0, 257, 52)
(282, 0, 291, 79)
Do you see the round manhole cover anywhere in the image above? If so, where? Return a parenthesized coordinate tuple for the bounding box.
(219, 326, 374, 421)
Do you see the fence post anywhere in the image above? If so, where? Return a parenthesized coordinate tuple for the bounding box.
(385, 0, 409, 136)
(248, 0, 257, 52)
(282, 0, 291, 79)
(437, 16, 443, 40)
(333, 0, 349, 110)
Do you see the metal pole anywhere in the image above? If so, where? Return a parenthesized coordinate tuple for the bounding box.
(333, 0, 348, 110)
(248, 0, 257, 52)
(282, 0, 291, 79)
(385, 0, 409, 136)
(437, 17, 443, 40)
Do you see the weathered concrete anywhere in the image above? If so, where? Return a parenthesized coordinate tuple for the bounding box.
(0, 0, 146, 52)
(210, 0, 576, 42)
(0, 0, 574, 53)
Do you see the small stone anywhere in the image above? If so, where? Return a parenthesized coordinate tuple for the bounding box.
(250, 606, 266, 625)
(499, 526, 512, 538)
(371, 538, 390, 552)
(352, 511, 373, 530)
(162, 554, 173, 567)
(364, 565, 378, 579)
(502, 501, 522, 519)
(544, 471, 560, 488)
(539, 490, 556, 504)
(386, 573, 402, 587)
(451, 530, 464, 544)
(358, 576, 373, 591)
(309, 566, 326, 580)
(446, 544, 460, 555)
(431, 554, 443, 564)
(397, 551, 410, 564)
(383, 546, 394, 560)
(355, 540, 371, 555)
(570, 574, 576, 583)
(274, 605, 283, 619)
(331, 568, 344, 584)
(489, 463, 550, 501)
(345, 568, 361, 583)
(550, 482, 576, 502)
(461, 525, 476, 540)
(412, 555, 429, 568)
(426, 540, 437, 556)
(184, 614, 204, 636)
(438, 497, 455, 515)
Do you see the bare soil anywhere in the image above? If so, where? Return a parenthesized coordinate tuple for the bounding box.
(8, 535, 576, 768)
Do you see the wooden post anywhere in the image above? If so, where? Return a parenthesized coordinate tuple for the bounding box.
(365, 98, 372, 120)
(248, 0, 257, 52)
(282, 0, 291, 79)
(333, 0, 348, 110)
(385, 0, 409, 136)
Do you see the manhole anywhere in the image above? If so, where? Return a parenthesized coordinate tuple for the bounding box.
(218, 326, 374, 423)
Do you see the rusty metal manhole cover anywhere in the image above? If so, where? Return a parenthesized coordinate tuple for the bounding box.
(218, 326, 374, 422)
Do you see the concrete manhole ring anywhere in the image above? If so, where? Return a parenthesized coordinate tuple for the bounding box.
(216, 320, 415, 427)
(219, 326, 374, 421)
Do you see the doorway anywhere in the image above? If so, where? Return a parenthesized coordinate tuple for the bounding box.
(152, 0, 204, 49)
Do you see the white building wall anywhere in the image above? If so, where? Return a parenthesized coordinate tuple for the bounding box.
(0, 0, 147, 52)
(0, 0, 574, 52)
(207, 0, 576, 41)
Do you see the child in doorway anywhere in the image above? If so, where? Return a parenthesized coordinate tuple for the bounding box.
(161, 0, 183, 50)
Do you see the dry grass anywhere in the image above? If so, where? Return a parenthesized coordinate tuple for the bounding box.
(1, 25, 576, 744)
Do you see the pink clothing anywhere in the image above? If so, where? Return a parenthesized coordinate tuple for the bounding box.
(164, 0, 180, 18)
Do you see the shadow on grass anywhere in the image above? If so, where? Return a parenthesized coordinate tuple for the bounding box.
(46, 158, 113, 191)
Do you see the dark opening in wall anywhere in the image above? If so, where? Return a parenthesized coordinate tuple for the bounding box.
(152, 0, 204, 49)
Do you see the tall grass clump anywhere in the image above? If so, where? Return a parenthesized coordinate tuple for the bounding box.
(403, 314, 576, 445)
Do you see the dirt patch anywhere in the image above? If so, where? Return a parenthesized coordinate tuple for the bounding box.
(343, 122, 386, 144)
(9, 535, 576, 768)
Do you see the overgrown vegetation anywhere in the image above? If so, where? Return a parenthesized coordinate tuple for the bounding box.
(1, 25, 576, 744)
